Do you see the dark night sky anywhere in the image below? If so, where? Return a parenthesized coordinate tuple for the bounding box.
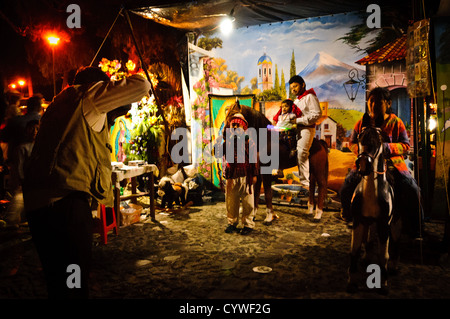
(0, 0, 443, 101)
(0, 0, 154, 100)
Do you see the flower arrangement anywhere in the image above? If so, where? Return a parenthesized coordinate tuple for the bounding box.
(98, 58, 159, 88)
(191, 57, 220, 179)
(124, 94, 163, 163)
(99, 57, 165, 164)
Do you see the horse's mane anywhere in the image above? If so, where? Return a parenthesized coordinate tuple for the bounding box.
(358, 126, 392, 182)
(358, 126, 382, 153)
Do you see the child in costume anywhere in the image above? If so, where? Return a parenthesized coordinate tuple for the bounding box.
(222, 113, 259, 235)
(273, 99, 299, 157)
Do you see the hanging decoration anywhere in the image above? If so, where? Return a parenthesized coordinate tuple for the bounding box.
(99, 57, 184, 166)
(406, 19, 431, 98)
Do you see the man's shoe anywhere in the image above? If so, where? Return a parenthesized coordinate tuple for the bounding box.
(240, 227, 253, 235)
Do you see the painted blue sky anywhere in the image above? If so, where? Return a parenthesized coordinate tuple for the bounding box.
(211, 11, 370, 91)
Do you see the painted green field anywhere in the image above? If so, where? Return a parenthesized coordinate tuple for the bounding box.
(327, 108, 363, 131)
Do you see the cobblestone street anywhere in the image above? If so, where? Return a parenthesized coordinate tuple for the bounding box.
(1, 193, 450, 301)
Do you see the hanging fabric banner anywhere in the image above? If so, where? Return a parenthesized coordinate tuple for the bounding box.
(209, 94, 255, 188)
(406, 19, 431, 98)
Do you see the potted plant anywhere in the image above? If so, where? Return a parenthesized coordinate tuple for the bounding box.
(286, 173, 294, 184)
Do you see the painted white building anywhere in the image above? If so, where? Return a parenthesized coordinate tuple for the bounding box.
(315, 116, 337, 149)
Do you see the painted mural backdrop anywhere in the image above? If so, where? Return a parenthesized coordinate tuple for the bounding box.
(188, 12, 371, 190)
(211, 12, 368, 127)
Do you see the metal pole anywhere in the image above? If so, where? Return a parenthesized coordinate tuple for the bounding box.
(52, 46, 56, 97)
(123, 9, 169, 133)
(89, 8, 123, 67)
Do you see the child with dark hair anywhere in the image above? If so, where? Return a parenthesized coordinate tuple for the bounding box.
(339, 87, 423, 239)
(223, 113, 259, 235)
(273, 99, 298, 157)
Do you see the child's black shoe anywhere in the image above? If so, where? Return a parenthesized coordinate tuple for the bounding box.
(240, 227, 253, 235)
(225, 224, 238, 233)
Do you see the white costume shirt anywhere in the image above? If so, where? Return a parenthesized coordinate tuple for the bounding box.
(294, 93, 321, 127)
(275, 112, 296, 129)
(82, 74, 151, 132)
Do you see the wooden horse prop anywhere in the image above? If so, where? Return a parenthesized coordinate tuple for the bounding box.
(347, 126, 401, 294)
(223, 101, 329, 223)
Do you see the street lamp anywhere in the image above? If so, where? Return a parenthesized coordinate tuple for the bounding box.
(18, 80, 25, 95)
(47, 35, 60, 97)
(343, 68, 365, 102)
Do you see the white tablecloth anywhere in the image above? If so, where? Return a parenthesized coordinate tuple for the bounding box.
(111, 164, 159, 186)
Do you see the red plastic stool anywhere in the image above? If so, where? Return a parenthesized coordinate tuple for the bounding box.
(96, 204, 119, 244)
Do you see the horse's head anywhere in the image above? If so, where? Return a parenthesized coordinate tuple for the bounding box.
(356, 126, 384, 176)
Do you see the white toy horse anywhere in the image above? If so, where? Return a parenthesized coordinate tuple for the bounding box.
(347, 126, 401, 295)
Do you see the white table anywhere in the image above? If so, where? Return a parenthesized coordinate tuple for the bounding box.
(111, 164, 159, 224)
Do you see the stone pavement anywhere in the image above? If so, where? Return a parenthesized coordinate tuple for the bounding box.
(1, 192, 450, 300)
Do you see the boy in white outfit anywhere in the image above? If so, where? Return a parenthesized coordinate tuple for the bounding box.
(272, 99, 298, 176)
(288, 75, 322, 189)
(274, 100, 297, 130)
(222, 113, 259, 235)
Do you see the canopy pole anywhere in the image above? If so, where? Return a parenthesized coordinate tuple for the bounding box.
(123, 9, 172, 175)
(89, 7, 123, 67)
(123, 8, 169, 133)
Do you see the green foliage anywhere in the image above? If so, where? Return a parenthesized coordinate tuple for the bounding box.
(337, 24, 371, 53)
(289, 50, 296, 100)
(337, 8, 410, 55)
(280, 70, 287, 99)
(198, 37, 223, 51)
(124, 121, 163, 164)
(257, 88, 283, 102)
(274, 65, 280, 92)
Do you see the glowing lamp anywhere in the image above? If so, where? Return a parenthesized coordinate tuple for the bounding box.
(18, 80, 25, 86)
(47, 36, 60, 45)
(220, 16, 234, 36)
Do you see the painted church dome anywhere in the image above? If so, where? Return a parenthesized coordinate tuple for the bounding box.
(257, 53, 272, 65)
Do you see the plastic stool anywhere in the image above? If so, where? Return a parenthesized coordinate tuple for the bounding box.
(96, 205, 119, 244)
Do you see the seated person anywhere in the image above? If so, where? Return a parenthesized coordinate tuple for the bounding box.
(272, 99, 301, 176)
(339, 87, 423, 239)
(273, 99, 298, 157)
